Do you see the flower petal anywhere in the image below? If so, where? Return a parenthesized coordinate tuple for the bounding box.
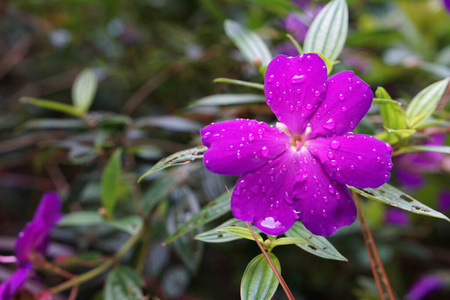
(307, 134, 392, 188)
(16, 193, 62, 265)
(0, 263, 32, 300)
(201, 119, 290, 175)
(292, 149, 356, 236)
(264, 53, 327, 135)
(307, 71, 373, 139)
(231, 150, 299, 235)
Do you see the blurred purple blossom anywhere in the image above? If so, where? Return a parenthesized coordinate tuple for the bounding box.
(406, 274, 444, 300)
(443, 0, 450, 13)
(0, 193, 62, 300)
(395, 134, 446, 189)
(384, 207, 410, 226)
(438, 190, 450, 212)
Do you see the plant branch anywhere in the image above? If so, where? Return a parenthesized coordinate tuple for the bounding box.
(50, 226, 143, 295)
(351, 190, 396, 300)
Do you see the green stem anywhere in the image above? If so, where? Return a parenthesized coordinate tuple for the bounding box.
(213, 78, 264, 90)
(135, 221, 152, 274)
(50, 227, 143, 294)
(286, 34, 303, 55)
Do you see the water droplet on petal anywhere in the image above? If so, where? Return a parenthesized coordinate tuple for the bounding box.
(328, 184, 335, 194)
(306, 103, 313, 110)
(385, 143, 392, 151)
(330, 160, 338, 167)
(236, 151, 241, 159)
(284, 193, 293, 204)
(388, 163, 393, 170)
(291, 74, 306, 84)
(297, 173, 308, 182)
(322, 210, 327, 218)
(338, 94, 345, 101)
(298, 54, 305, 61)
(268, 92, 273, 99)
(336, 192, 341, 200)
(261, 146, 269, 157)
(350, 165, 355, 170)
(306, 55, 312, 61)
(330, 140, 341, 150)
(248, 134, 254, 142)
(268, 74, 275, 83)
(203, 132, 211, 139)
(341, 106, 347, 112)
(314, 90, 321, 97)
(358, 156, 363, 161)
(377, 156, 381, 162)
(275, 82, 280, 88)
(348, 77, 352, 82)
(327, 151, 334, 159)
(323, 118, 336, 130)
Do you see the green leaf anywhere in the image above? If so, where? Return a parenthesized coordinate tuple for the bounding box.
(284, 222, 347, 261)
(316, 52, 333, 75)
(142, 172, 186, 214)
(406, 78, 449, 129)
(224, 20, 272, 67)
(350, 184, 450, 222)
(104, 265, 143, 300)
(164, 190, 232, 245)
(375, 128, 416, 145)
(303, 0, 348, 61)
(213, 78, 264, 90)
(195, 218, 261, 243)
(375, 87, 407, 130)
(21, 97, 83, 117)
(138, 146, 206, 182)
(372, 98, 402, 105)
(108, 215, 143, 235)
(58, 211, 104, 226)
(72, 68, 97, 114)
(270, 237, 308, 248)
(218, 226, 264, 243)
(400, 145, 450, 154)
(240, 253, 280, 300)
(189, 93, 266, 107)
(101, 149, 122, 214)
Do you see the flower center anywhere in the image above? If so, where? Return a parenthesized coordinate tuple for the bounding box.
(276, 122, 311, 152)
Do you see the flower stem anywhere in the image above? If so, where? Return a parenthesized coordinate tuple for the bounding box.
(50, 226, 143, 295)
(245, 222, 295, 300)
(351, 190, 396, 300)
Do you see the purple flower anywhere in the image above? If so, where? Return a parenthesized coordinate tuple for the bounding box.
(0, 192, 62, 300)
(395, 134, 446, 189)
(201, 54, 392, 236)
(384, 207, 410, 226)
(438, 190, 450, 212)
(406, 274, 444, 300)
(443, 0, 450, 13)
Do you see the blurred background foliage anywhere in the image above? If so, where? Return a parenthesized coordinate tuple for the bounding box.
(0, 0, 449, 299)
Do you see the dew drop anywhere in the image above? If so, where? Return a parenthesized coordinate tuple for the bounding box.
(297, 173, 308, 182)
(298, 54, 305, 61)
(322, 210, 327, 218)
(350, 165, 355, 170)
(306, 103, 313, 110)
(323, 118, 336, 130)
(284, 193, 293, 204)
(327, 151, 334, 159)
(239, 143, 244, 148)
(268, 74, 275, 83)
(328, 184, 335, 194)
(314, 90, 321, 97)
(262, 187, 266, 193)
(248, 133, 254, 142)
(275, 81, 280, 88)
(296, 88, 302, 94)
(357, 156, 362, 161)
(291, 74, 306, 84)
(336, 191, 341, 200)
(385, 143, 392, 151)
(268, 92, 273, 99)
(261, 146, 269, 157)
(338, 94, 345, 101)
(341, 106, 347, 112)
(388, 163, 393, 170)
(377, 156, 381, 162)
(330, 140, 341, 150)
(347, 77, 352, 82)
(236, 151, 241, 159)
(203, 132, 211, 139)
(324, 197, 329, 204)
(330, 160, 338, 167)
(306, 55, 312, 61)
(310, 209, 314, 215)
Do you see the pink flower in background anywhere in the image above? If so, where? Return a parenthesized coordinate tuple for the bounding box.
(406, 274, 444, 300)
(0, 193, 62, 300)
(201, 53, 392, 236)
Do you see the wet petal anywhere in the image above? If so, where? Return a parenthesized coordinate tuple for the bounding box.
(32, 192, 63, 228)
(231, 150, 299, 235)
(307, 134, 392, 188)
(201, 119, 290, 175)
(307, 71, 373, 139)
(0, 263, 32, 300)
(264, 53, 327, 135)
(292, 150, 356, 236)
